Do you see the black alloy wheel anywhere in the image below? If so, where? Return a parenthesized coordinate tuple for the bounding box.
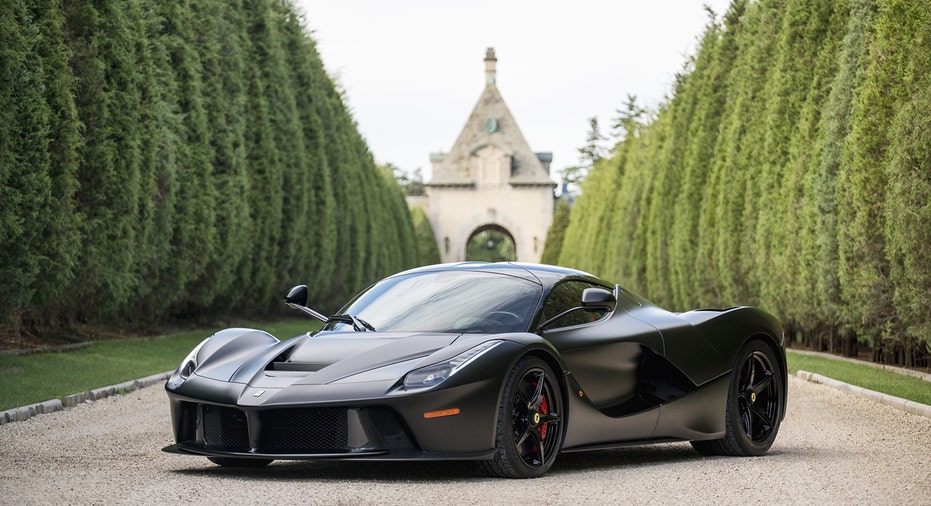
(691, 339, 784, 456)
(736, 349, 780, 443)
(483, 356, 564, 478)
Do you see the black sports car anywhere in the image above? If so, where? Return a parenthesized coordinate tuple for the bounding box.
(163, 262, 786, 478)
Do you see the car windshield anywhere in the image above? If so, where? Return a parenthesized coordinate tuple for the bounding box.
(326, 270, 542, 334)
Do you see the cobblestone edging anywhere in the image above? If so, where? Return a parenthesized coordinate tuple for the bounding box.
(0, 371, 171, 425)
(796, 370, 931, 419)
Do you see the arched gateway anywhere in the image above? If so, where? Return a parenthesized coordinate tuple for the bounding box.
(420, 48, 556, 263)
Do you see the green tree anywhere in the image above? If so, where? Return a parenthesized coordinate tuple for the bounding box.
(410, 206, 440, 265)
(836, 0, 902, 354)
(541, 198, 572, 265)
(750, 0, 833, 320)
(0, 0, 81, 322)
(187, 0, 253, 311)
(772, 0, 848, 336)
(669, 9, 726, 309)
(65, 0, 149, 320)
(561, 116, 608, 187)
(709, 0, 783, 307)
(692, 0, 745, 307)
(878, 0, 931, 365)
(804, 0, 875, 355)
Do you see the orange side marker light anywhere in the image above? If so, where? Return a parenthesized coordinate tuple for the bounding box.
(423, 408, 461, 419)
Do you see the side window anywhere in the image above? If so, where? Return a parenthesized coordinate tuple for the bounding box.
(542, 281, 611, 329)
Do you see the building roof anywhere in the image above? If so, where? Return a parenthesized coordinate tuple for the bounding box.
(428, 48, 555, 188)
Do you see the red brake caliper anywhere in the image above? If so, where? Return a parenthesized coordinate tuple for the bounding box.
(539, 395, 549, 440)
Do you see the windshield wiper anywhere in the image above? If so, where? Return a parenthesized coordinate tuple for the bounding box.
(328, 314, 376, 332)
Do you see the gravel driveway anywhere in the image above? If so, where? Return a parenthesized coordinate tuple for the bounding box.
(2, 376, 929, 505)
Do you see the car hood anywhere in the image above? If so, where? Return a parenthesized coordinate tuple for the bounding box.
(194, 330, 462, 387)
(281, 331, 461, 385)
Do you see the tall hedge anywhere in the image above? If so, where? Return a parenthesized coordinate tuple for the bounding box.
(0, 0, 422, 332)
(549, 0, 931, 367)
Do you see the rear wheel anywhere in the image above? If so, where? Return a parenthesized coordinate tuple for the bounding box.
(692, 340, 784, 456)
(207, 457, 273, 468)
(482, 356, 564, 478)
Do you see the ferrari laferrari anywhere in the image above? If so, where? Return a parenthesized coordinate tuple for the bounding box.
(163, 262, 786, 478)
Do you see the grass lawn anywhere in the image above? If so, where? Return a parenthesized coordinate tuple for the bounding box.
(786, 350, 931, 405)
(0, 320, 319, 411)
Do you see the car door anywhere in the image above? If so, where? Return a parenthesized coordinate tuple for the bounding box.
(541, 281, 664, 410)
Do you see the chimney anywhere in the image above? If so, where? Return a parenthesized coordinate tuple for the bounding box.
(484, 47, 497, 86)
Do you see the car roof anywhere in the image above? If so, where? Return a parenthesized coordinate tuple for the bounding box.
(389, 262, 603, 289)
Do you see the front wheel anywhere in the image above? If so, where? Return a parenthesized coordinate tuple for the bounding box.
(482, 356, 564, 478)
(692, 340, 784, 456)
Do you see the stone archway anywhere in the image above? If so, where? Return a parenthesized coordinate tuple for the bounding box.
(465, 224, 517, 262)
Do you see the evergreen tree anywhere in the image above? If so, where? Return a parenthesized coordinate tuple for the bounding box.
(750, 0, 832, 320)
(613, 111, 666, 295)
(644, 62, 703, 308)
(0, 0, 81, 322)
(774, 0, 848, 335)
(879, 0, 931, 365)
(540, 198, 571, 265)
(150, 0, 219, 316)
(694, 0, 745, 307)
(836, 0, 902, 352)
(561, 117, 607, 188)
(710, 0, 782, 307)
(0, 1, 55, 319)
(410, 206, 440, 266)
(809, 0, 874, 353)
(669, 10, 725, 309)
(65, 0, 148, 320)
(188, 0, 253, 311)
(557, 155, 619, 275)
(238, 0, 285, 307)
(602, 96, 647, 283)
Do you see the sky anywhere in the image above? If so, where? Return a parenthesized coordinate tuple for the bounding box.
(293, 1, 733, 183)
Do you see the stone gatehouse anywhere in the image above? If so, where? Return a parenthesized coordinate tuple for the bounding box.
(420, 48, 556, 263)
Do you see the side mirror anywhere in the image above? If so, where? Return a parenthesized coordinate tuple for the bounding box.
(536, 287, 617, 333)
(581, 288, 616, 312)
(283, 285, 327, 323)
(285, 285, 309, 307)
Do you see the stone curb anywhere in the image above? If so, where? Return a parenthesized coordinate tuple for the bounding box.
(0, 371, 171, 426)
(796, 370, 931, 419)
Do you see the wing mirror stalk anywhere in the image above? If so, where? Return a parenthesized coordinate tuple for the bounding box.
(284, 285, 328, 323)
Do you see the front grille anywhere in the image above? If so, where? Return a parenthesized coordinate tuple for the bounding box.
(259, 408, 349, 452)
(193, 405, 413, 454)
(202, 405, 249, 450)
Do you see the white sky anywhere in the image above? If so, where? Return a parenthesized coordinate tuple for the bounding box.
(293, 1, 733, 182)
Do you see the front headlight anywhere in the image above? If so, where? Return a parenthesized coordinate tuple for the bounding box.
(403, 341, 502, 389)
(178, 338, 209, 379)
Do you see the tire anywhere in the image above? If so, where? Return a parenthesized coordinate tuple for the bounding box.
(207, 457, 273, 468)
(482, 356, 564, 478)
(692, 340, 784, 456)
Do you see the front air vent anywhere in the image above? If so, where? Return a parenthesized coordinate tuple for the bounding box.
(201, 405, 249, 450)
(258, 408, 349, 451)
